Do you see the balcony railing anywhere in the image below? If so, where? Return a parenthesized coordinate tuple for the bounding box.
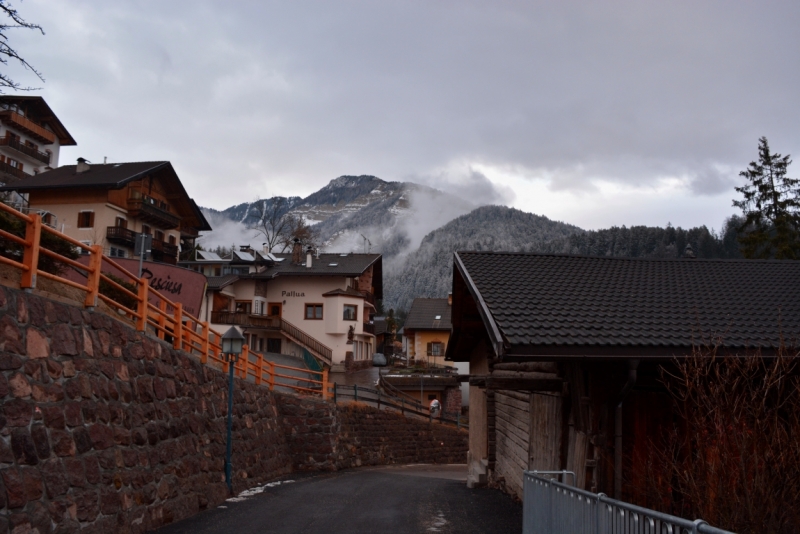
(210, 312, 333, 364)
(0, 137, 50, 164)
(127, 198, 181, 229)
(0, 160, 30, 182)
(106, 226, 178, 264)
(363, 322, 375, 335)
(106, 226, 138, 247)
(0, 110, 56, 145)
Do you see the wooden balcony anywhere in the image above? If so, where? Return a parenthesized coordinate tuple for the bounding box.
(127, 198, 181, 229)
(0, 137, 50, 164)
(363, 322, 376, 335)
(0, 110, 56, 145)
(0, 160, 30, 183)
(211, 311, 280, 329)
(106, 226, 178, 265)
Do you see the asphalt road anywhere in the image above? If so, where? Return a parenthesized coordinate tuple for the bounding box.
(154, 465, 522, 534)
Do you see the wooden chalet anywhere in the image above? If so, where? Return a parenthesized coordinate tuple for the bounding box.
(446, 251, 800, 500)
(0, 160, 211, 265)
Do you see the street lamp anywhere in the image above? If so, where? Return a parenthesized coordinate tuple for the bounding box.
(222, 326, 245, 494)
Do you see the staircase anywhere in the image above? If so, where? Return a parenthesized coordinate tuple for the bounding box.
(278, 318, 333, 367)
(467, 458, 489, 489)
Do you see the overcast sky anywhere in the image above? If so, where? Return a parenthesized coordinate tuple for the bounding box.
(7, 0, 800, 231)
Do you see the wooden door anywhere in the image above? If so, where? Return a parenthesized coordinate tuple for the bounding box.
(268, 302, 282, 317)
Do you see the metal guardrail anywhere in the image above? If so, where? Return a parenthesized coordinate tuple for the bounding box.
(333, 383, 467, 430)
(523, 471, 735, 534)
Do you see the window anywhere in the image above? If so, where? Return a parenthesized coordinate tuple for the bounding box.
(267, 338, 281, 354)
(213, 267, 221, 276)
(343, 304, 357, 321)
(79, 241, 91, 255)
(7, 158, 22, 171)
(155, 230, 164, 242)
(109, 247, 127, 258)
(141, 224, 151, 235)
(305, 304, 323, 320)
(115, 217, 127, 229)
(235, 301, 252, 314)
(168, 235, 176, 245)
(427, 342, 443, 356)
(77, 211, 94, 228)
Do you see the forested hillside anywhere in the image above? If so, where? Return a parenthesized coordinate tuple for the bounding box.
(383, 207, 743, 312)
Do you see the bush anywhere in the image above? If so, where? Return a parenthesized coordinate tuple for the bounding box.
(99, 273, 139, 310)
(650, 348, 800, 533)
(0, 209, 79, 275)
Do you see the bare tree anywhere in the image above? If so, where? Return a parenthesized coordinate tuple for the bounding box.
(247, 197, 293, 253)
(277, 213, 319, 252)
(0, 0, 45, 92)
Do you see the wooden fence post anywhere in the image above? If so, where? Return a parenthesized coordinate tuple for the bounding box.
(173, 303, 183, 351)
(84, 245, 103, 308)
(321, 369, 329, 400)
(158, 300, 167, 340)
(268, 361, 275, 390)
(256, 353, 263, 385)
(240, 345, 248, 379)
(136, 277, 148, 332)
(20, 213, 42, 290)
(201, 321, 209, 364)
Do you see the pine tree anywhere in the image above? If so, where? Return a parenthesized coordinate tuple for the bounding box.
(733, 137, 800, 259)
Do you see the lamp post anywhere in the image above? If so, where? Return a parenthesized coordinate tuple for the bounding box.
(221, 326, 245, 494)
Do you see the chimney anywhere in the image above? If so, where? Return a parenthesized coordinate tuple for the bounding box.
(306, 246, 313, 268)
(76, 158, 90, 173)
(291, 239, 302, 264)
(448, 292, 452, 306)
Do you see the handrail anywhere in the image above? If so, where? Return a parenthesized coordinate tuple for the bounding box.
(333, 384, 467, 430)
(0, 109, 57, 144)
(0, 136, 51, 164)
(0, 201, 332, 400)
(522, 472, 735, 534)
(278, 317, 333, 364)
(378, 372, 423, 404)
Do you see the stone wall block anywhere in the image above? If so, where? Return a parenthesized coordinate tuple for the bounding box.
(40, 458, 69, 498)
(30, 424, 51, 460)
(3, 399, 31, 427)
(51, 323, 78, 356)
(88, 424, 114, 450)
(0, 315, 23, 355)
(7, 373, 30, 398)
(26, 327, 50, 359)
(72, 427, 92, 454)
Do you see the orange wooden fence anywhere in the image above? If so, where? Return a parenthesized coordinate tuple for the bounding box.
(0, 202, 330, 399)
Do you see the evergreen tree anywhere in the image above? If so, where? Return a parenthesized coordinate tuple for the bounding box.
(733, 137, 800, 259)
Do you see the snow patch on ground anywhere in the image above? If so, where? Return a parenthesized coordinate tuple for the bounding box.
(225, 480, 296, 503)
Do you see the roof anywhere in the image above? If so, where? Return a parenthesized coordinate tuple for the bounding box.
(0, 161, 169, 191)
(249, 253, 383, 298)
(322, 288, 365, 299)
(206, 275, 239, 290)
(0, 96, 77, 145)
(195, 251, 222, 261)
(452, 252, 800, 358)
(404, 298, 452, 331)
(373, 318, 387, 336)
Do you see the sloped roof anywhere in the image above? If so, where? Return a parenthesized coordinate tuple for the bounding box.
(206, 275, 239, 290)
(0, 161, 170, 190)
(453, 251, 800, 357)
(0, 95, 77, 145)
(405, 298, 452, 331)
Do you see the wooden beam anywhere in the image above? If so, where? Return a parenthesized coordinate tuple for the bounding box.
(469, 375, 563, 392)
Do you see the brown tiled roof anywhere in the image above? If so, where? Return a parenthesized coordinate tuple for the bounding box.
(0, 161, 170, 190)
(404, 298, 452, 331)
(206, 275, 239, 290)
(455, 251, 800, 355)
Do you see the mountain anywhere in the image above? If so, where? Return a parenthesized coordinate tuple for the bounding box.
(201, 175, 474, 257)
(384, 206, 582, 311)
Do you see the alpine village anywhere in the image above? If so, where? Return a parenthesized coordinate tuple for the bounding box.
(1, 5, 800, 534)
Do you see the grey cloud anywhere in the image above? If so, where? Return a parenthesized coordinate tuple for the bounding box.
(11, 0, 800, 224)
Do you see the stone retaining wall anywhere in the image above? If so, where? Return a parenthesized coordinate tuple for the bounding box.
(0, 287, 468, 533)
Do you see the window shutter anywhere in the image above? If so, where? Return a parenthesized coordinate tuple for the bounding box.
(427, 342, 432, 356)
(88, 212, 95, 228)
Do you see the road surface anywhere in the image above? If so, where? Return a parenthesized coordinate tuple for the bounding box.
(154, 464, 522, 534)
